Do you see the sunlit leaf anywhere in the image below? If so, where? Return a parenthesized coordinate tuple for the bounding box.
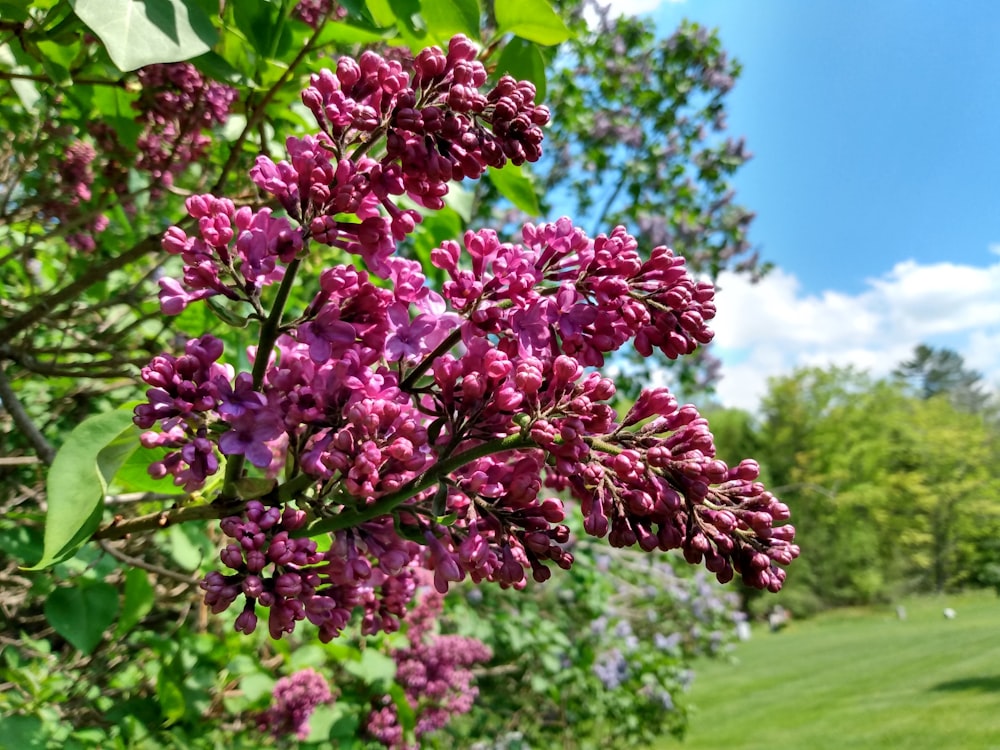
(421, 0, 480, 42)
(488, 162, 542, 215)
(25, 411, 139, 570)
(71, 0, 218, 71)
(494, 0, 569, 46)
(116, 568, 155, 636)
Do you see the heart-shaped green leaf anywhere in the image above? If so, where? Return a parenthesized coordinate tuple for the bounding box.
(45, 581, 119, 654)
(71, 0, 217, 71)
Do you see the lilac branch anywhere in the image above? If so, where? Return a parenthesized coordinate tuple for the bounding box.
(220, 257, 302, 499)
(0, 363, 55, 464)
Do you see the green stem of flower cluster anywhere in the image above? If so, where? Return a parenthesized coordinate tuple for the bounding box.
(220, 258, 301, 500)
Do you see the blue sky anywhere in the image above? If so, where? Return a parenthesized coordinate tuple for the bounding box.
(608, 0, 1000, 408)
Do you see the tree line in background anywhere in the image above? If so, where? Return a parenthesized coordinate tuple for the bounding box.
(709, 344, 1000, 617)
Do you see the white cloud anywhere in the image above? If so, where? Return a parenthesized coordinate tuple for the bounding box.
(709, 255, 1000, 411)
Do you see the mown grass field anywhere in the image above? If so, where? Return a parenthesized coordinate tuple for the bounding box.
(665, 590, 1000, 750)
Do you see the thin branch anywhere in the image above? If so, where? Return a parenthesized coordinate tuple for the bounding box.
(0, 364, 55, 464)
(0, 232, 162, 346)
(93, 499, 248, 541)
(591, 166, 631, 237)
(98, 540, 200, 585)
(0, 456, 41, 466)
(105, 491, 186, 506)
(0, 69, 126, 87)
(221, 257, 301, 499)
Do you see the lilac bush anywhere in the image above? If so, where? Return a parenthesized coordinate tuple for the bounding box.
(131, 34, 798, 646)
(3, 5, 787, 749)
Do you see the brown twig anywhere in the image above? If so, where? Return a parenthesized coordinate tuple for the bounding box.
(93, 499, 248, 541)
(0, 456, 41, 466)
(98, 540, 200, 585)
(0, 69, 126, 87)
(104, 491, 186, 505)
(0, 363, 55, 464)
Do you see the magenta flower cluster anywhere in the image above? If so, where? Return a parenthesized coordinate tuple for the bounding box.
(158, 194, 302, 314)
(248, 34, 548, 276)
(44, 139, 109, 252)
(134, 35, 798, 644)
(367, 591, 491, 748)
(293, 0, 346, 27)
(46, 62, 236, 254)
(257, 667, 333, 740)
(201, 501, 421, 641)
(132, 62, 237, 193)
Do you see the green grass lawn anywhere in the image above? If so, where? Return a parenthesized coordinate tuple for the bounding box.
(664, 590, 1000, 750)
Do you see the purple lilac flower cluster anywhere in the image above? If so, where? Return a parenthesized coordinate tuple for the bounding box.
(44, 139, 109, 252)
(257, 668, 333, 740)
(202, 501, 421, 641)
(293, 0, 347, 27)
(133, 335, 232, 491)
(46, 62, 236, 253)
(132, 62, 237, 194)
(433, 219, 715, 364)
(367, 591, 491, 748)
(134, 35, 797, 643)
(158, 194, 303, 314)
(249, 34, 548, 275)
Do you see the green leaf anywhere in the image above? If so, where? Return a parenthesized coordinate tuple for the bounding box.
(324, 702, 363, 742)
(0, 523, 43, 566)
(239, 672, 276, 702)
(91, 85, 141, 151)
(305, 702, 343, 742)
(315, 18, 396, 45)
(35, 39, 79, 86)
(165, 524, 208, 571)
(44, 581, 119, 654)
(368, 0, 425, 47)
(26, 411, 139, 570)
(387, 683, 415, 732)
(116, 568, 155, 636)
(191, 50, 247, 86)
(233, 476, 276, 498)
(0, 715, 47, 750)
(70, 0, 218, 71)
(112, 443, 182, 494)
(0, 3, 31, 23)
(365, 0, 398, 27)
(443, 182, 473, 222)
(494, 0, 569, 46)
(156, 670, 187, 725)
(343, 649, 396, 685)
(421, 0, 480, 42)
(488, 162, 541, 215)
(98, 424, 143, 488)
(289, 644, 328, 671)
(232, 1, 277, 57)
(495, 36, 546, 101)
